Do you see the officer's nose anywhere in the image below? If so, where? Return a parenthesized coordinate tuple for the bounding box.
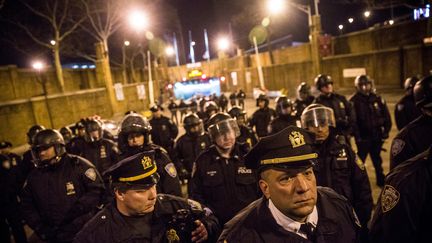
(294, 174, 310, 193)
(148, 185, 157, 199)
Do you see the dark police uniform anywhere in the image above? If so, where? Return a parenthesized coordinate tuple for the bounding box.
(218, 126, 361, 243)
(75, 138, 119, 176)
(369, 146, 432, 243)
(237, 90, 246, 109)
(294, 96, 314, 118)
(74, 151, 220, 243)
(188, 143, 260, 225)
(219, 94, 228, 112)
(390, 114, 432, 170)
(21, 154, 105, 242)
(268, 114, 298, 135)
(20, 150, 35, 180)
(229, 92, 237, 107)
(250, 107, 277, 137)
(237, 125, 259, 149)
(313, 134, 372, 241)
(315, 93, 356, 138)
(349, 91, 391, 186)
(168, 99, 179, 125)
(394, 93, 421, 130)
(149, 115, 179, 153)
(175, 132, 211, 176)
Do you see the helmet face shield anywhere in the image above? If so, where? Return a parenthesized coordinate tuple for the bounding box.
(208, 118, 240, 141)
(301, 106, 335, 129)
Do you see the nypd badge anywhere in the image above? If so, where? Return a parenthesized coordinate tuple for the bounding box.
(165, 163, 177, 178)
(66, 182, 76, 195)
(289, 131, 305, 148)
(141, 156, 153, 170)
(85, 168, 97, 181)
(391, 139, 405, 157)
(381, 185, 400, 213)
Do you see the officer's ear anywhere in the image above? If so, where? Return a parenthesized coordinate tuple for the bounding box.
(114, 187, 126, 201)
(259, 179, 270, 199)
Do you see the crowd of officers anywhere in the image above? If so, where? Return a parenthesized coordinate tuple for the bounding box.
(0, 73, 431, 243)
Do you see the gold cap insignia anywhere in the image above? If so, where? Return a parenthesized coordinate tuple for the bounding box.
(141, 156, 153, 170)
(289, 131, 305, 148)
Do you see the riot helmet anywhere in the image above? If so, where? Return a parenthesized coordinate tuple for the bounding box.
(27, 125, 46, 145)
(183, 113, 204, 136)
(275, 95, 293, 115)
(297, 82, 312, 101)
(204, 101, 219, 117)
(206, 113, 240, 142)
(404, 76, 420, 92)
(59, 126, 73, 144)
(228, 106, 247, 126)
(31, 129, 66, 168)
(355, 75, 374, 95)
(414, 75, 432, 110)
(301, 104, 335, 142)
(256, 94, 269, 107)
(84, 119, 103, 142)
(118, 113, 152, 151)
(314, 74, 333, 91)
(75, 120, 86, 137)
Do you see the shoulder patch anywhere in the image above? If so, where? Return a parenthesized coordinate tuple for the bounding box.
(381, 185, 400, 213)
(85, 168, 97, 181)
(391, 139, 405, 157)
(164, 163, 177, 178)
(355, 155, 365, 170)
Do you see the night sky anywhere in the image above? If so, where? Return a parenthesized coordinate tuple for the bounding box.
(0, 0, 421, 67)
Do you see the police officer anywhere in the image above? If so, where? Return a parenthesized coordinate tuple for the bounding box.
(369, 144, 432, 243)
(60, 126, 74, 152)
(228, 106, 258, 149)
(390, 75, 432, 169)
(0, 154, 27, 243)
(0, 141, 22, 172)
(229, 91, 237, 107)
(69, 120, 86, 156)
(314, 74, 356, 139)
(218, 126, 361, 243)
(74, 152, 220, 243)
(203, 101, 219, 129)
(394, 76, 421, 130)
(21, 129, 105, 242)
(74, 119, 119, 176)
(301, 104, 373, 242)
(178, 99, 189, 122)
(250, 94, 277, 137)
(293, 82, 314, 117)
(218, 93, 228, 112)
(149, 104, 179, 155)
(237, 89, 246, 110)
(21, 124, 45, 179)
(189, 113, 260, 225)
(269, 96, 298, 134)
(175, 113, 211, 182)
(349, 75, 392, 186)
(118, 113, 182, 196)
(168, 97, 179, 125)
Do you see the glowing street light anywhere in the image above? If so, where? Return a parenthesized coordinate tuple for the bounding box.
(348, 18, 354, 23)
(50, 40, 56, 46)
(31, 60, 53, 128)
(364, 10, 371, 18)
(128, 9, 148, 32)
(32, 61, 45, 71)
(217, 37, 230, 51)
(338, 24, 344, 30)
(165, 46, 175, 56)
(389, 19, 394, 25)
(267, 0, 285, 15)
(124, 40, 130, 46)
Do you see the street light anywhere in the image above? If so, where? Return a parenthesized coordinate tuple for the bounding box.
(348, 17, 354, 23)
(50, 40, 56, 46)
(128, 9, 148, 33)
(165, 46, 175, 56)
(338, 24, 344, 35)
(267, 0, 285, 15)
(389, 19, 394, 25)
(364, 10, 371, 18)
(124, 40, 130, 46)
(32, 60, 54, 128)
(217, 37, 230, 52)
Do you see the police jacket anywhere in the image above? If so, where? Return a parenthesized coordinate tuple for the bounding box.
(150, 116, 178, 150)
(394, 94, 421, 130)
(250, 107, 277, 137)
(268, 114, 298, 135)
(237, 125, 259, 149)
(369, 146, 432, 243)
(218, 187, 360, 243)
(76, 138, 119, 176)
(0, 156, 23, 210)
(188, 143, 260, 225)
(21, 149, 35, 179)
(74, 194, 220, 243)
(168, 101, 177, 112)
(313, 134, 373, 227)
(390, 114, 432, 170)
(315, 93, 355, 136)
(120, 144, 182, 197)
(349, 92, 391, 140)
(21, 154, 105, 242)
(294, 96, 314, 118)
(175, 133, 211, 173)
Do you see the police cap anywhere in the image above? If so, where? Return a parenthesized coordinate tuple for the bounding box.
(245, 126, 317, 173)
(0, 141, 12, 149)
(104, 151, 160, 189)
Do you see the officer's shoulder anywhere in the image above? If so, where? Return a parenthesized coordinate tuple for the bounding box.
(67, 154, 95, 168)
(317, 186, 349, 203)
(76, 207, 112, 237)
(387, 148, 431, 186)
(100, 138, 116, 146)
(221, 198, 262, 239)
(157, 193, 202, 211)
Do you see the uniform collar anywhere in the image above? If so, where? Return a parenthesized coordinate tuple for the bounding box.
(268, 199, 318, 239)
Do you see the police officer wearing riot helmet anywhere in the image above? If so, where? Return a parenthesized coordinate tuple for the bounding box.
(189, 113, 260, 225)
(218, 93, 228, 112)
(69, 120, 87, 155)
(74, 152, 220, 243)
(394, 76, 422, 130)
(60, 126, 74, 153)
(21, 124, 45, 179)
(390, 75, 432, 170)
(228, 106, 258, 149)
(269, 96, 299, 135)
(294, 82, 314, 117)
(21, 129, 105, 242)
(175, 113, 211, 182)
(149, 104, 179, 155)
(314, 74, 356, 139)
(218, 126, 361, 243)
(250, 94, 277, 137)
(203, 101, 219, 128)
(0, 154, 27, 243)
(74, 119, 119, 177)
(349, 75, 391, 187)
(118, 113, 182, 196)
(369, 144, 432, 243)
(301, 104, 373, 243)
(0, 141, 23, 174)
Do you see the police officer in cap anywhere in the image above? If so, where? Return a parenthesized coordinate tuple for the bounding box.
(21, 129, 105, 242)
(250, 94, 277, 137)
(218, 126, 361, 242)
(189, 113, 260, 225)
(0, 141, 23, 174)
(349, 75, 391, 187)
(369, 144, 432, 243)
(301, 104, 373, 242)
(314, 74, 356, 139)
(390, 75, 432, 170)
(175, 113, 211, 182)
(74, 152, 220, 243)
(168, 97, 179, 125)
(21, 124, 45, 179)
(269, 96, 299, 135)
(118, 113, 182, 196)
(294, 82, 314, 117)
(149, 104, 179, 155)
(228, 106, 258, 149)
(394, 76, 422, 130)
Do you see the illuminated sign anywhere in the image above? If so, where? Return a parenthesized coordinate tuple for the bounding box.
(414, 5, 430, 20)
(188, 69, 203, 78)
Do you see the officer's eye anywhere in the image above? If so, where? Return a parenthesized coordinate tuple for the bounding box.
(279, 176, 294, 185)
(303, 169, 314, 179)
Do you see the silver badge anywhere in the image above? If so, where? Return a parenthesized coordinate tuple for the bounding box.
(391, 139, 405, 157)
